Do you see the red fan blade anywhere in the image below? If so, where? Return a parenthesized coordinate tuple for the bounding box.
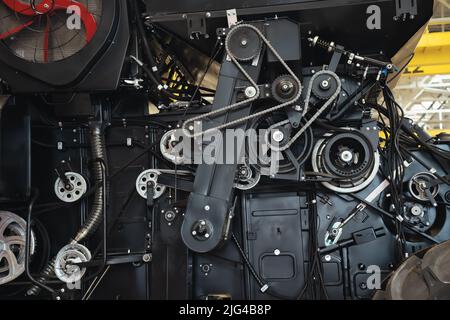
(43, 16, 51, 63)
(0, 20, 33, 40)
(3, 0, 97, 43)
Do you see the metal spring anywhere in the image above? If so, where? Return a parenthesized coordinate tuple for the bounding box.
(75, 124, 106, 242)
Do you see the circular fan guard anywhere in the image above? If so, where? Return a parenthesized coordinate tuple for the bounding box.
(0, 0, 102, 63)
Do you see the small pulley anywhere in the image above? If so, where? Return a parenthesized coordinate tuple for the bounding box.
(54, 243, 91, 284)
(272, 75, 301, 103)
(226, 25, 262, 62)
(234, 163, 261, 190)
(135, 169, 167, 200)
(54, 172, 88, 203)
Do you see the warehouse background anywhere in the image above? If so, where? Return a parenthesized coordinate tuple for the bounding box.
(394, 0, 450, 133)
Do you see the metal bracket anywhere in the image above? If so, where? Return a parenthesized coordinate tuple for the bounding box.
(226, 9, 238, 27)
(76, 253, 150, 267)
(55, 161, 73, 189)
(272, 148, 305, 182)
(394, 0, 418, 21)
(330, 45, 344, 71)
(183, 12, 210, 40)
(157, 173, 194, 192)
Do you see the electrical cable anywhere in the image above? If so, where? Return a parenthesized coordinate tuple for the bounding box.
(297, 194, 329, 300)
(130, 0, 159, 82)
(25, 189, 55, 295)
(182, 39, 222, 118)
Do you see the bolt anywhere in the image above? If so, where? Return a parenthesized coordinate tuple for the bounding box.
(143, 254, 152, 263)
(244, 86, 257, 98)
(204, 205, 211, 211)
(206, 12, 211, 18)
(358, 263, 366, 270)
(359, 283, 367, 290)
(56, 296, 61, 301)
(205, 233, 210, 238)
(192, 231, 197, 236)
(272, 130, 284, 143)
(411, 205, 422, 217)
(340, 150, 353, 162)
(201, 264, 210, 273)
(241, 39, 248, 46)
(324, 255, 331, 262)
(274, 249, 281, 256)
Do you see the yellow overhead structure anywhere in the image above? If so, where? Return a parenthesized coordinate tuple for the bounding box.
(428, 129, 450, 136)
(405, 21, 450, 76)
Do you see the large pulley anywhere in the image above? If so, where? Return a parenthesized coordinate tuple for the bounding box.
(311, 131, 380, 193)
(248, 112, 313, 175)
(0, 211, 35, 285)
